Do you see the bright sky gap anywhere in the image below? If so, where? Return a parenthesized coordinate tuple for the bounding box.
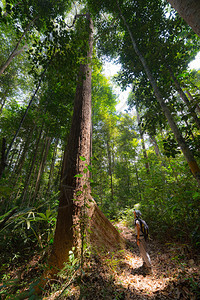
(103, 52, 200, 113)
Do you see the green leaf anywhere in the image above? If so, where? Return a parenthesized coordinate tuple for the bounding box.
(193, 192, 200, 199)
(74, 174, 83, 178)
(76, 191, 83, 195)
(87, 165, 92, 171)
(80, 156, 86, 161)
(46, 210, 51, 219)
(37, 213, 46, 219)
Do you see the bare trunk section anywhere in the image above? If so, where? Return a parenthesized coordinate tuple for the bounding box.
(8, 128, 35, 206)
(32, 137, 51, 204)
(118, 5, 200, 185)
(0, 97, 6, 115)
(134, 163, 142, 202)
(106, 138, 114, 201)
(167, 0, 200, 37)
(136, 108, 150, 173)
(150, 135, 160, 157)
(21, 126, 43, 206)
(46, 138, 59, 198)
(0, 138, 6, 178)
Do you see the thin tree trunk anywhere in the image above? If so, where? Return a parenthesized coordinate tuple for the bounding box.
(12, 147, 22, 175)
(166, 0, 200, 37)
(21, 127, 43, 206)
(136, 108, 150, 173)
(0, 97, 6, 115)
(150, 135, 160, 157)
(4, 65, 48, 166)
(27, 155, 41, 206)
(118, 4, 200, 185)
(0, 138, 6, 178)
(168, 66, 200, 129)
(134, 163, 142, 202)
(106, 138, 114, 201)
(13, 126, 35, 178)
(0, 19, 35, 76)
(150, 134, 167, 168)
(8, 129, 34, 205)
(32, 137, 51, 204)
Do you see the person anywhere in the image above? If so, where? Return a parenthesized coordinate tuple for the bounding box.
(134, 209, 152, 274)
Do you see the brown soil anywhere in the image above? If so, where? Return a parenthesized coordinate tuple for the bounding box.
(44, 221, 200, 299)
(1, 221, 200, 299)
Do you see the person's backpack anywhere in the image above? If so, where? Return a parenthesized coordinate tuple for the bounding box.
(135, 218, 149, 241)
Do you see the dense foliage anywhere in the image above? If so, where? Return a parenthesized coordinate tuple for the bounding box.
(0, 0, 200, 297)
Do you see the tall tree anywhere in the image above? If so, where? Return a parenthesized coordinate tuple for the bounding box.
(36, 13, 94, 288)
(33, 14, 123, 295)
(120, 9, 200, 184)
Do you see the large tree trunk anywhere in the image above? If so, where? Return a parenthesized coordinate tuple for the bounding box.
(38, 14, 94, 285)
(118, 5, 200, 185)
(167, 0, 200, 37)
(46, 138, 59, 198)
(33, 15, 124, 296)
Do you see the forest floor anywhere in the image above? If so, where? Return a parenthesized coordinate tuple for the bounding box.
(1, 222, 200, 299)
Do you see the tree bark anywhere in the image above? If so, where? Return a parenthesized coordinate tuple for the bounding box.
(0, 97, 6, 115)
(38, 14, 94, 284)
(136, 108, 150, 173)
(167, 0, 200, 37)
(21, 126, 43, 206)
(106, 138, 114, 201)
(118, 5, 200, 185)
(134, 163, 142, 202)
(0, 138, 7, 179)
(33, 16, 124, 297)
(150, 135, 160, 157)
(46, 138, 59, 198)
(32, 137, 51, 204)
